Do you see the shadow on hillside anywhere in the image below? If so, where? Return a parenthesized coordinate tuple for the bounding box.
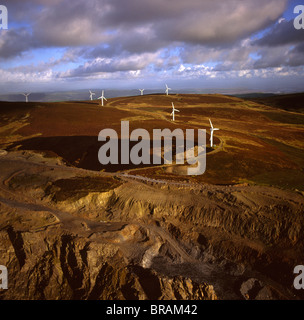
(9, 136, 212, 173)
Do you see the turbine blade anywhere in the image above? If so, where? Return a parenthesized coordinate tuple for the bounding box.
(209, 119, 213, 128)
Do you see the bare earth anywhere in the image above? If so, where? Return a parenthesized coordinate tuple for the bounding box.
(0, 94, 303, 300)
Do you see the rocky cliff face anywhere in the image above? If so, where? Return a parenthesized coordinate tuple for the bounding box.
(0, 151, 303, 300)
(0, 228, 216, 300)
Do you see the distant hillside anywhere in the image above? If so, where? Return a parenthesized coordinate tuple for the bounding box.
(247, 92, 304, 113)
(0, 89, 220, 102)
(231, 93, 277, 99)
(0, 90, 144, 103)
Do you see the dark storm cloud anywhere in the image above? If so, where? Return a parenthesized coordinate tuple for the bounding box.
(1, 0, 288, 57)
(0, 28, 34, 59)
(253, 19, 304, 47)
(250, 19, 304, 69)
(102, 0, 287, 45)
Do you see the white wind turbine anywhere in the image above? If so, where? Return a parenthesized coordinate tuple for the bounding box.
(139, 89, 145, 96)
(165, 84, 171, 96)
(97, 90, 107, 106)
(89, 90, 95, 101)
(22, 93, 31, 103)
(209, 118, 219, 148)
(170, 102, 180, 121)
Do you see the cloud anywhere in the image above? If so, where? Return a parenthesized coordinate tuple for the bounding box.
(59, 52, 163, 78)
(1, 0, 288, 55)
(0, 66, 55, 83)
(101, 0, 288, 45)
(0, 28, 33, 59)
(2, 0, 304, 92)
(253, 19, 304, 47)
(248, 18, 304, 69)
(155, 0, 287, 45)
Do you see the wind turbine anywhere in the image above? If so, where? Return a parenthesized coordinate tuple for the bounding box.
(89, 90, 95, 101)
(165, 84, 171, 96)
(97, 90, 107, 106)
(209, 118, 219, 148)
(170, 102, 180, 121)
(139, 89, 145, 96)
(22, 93, 31, 103)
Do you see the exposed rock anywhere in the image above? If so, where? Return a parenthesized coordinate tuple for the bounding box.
(0, 228, 216, 300)
(0, 150, 7, 156)
(0, 151, 303, 300)
(240, 278, 279, 300)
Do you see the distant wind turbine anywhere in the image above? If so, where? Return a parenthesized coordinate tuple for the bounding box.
(209, 118, 219, 148)
(97, 90, 107, 106)
(165, 84, 171, 96)
(139, 89, 145, 96)
(170, 102, 180, 121)
(22, 93, 31, 103)
(89, 90, 95, 101)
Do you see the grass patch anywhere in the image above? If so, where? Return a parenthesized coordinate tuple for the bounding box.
(259, 111, 304, 125)
(248, 169, 304, 191)
(261, 138, 304, 167)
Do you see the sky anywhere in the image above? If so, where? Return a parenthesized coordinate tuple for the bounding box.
(0, 0, 304, 94)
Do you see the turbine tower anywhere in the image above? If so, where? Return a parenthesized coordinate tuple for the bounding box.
(165, 84, 171, 96)
(89, 90, 95, 101)
(139, 89, 145, 96)
(170, 102, 180, 121)
(209, 118, 219, 148)
(22, 93, 31, 103)
(97, 90, 107, 106)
